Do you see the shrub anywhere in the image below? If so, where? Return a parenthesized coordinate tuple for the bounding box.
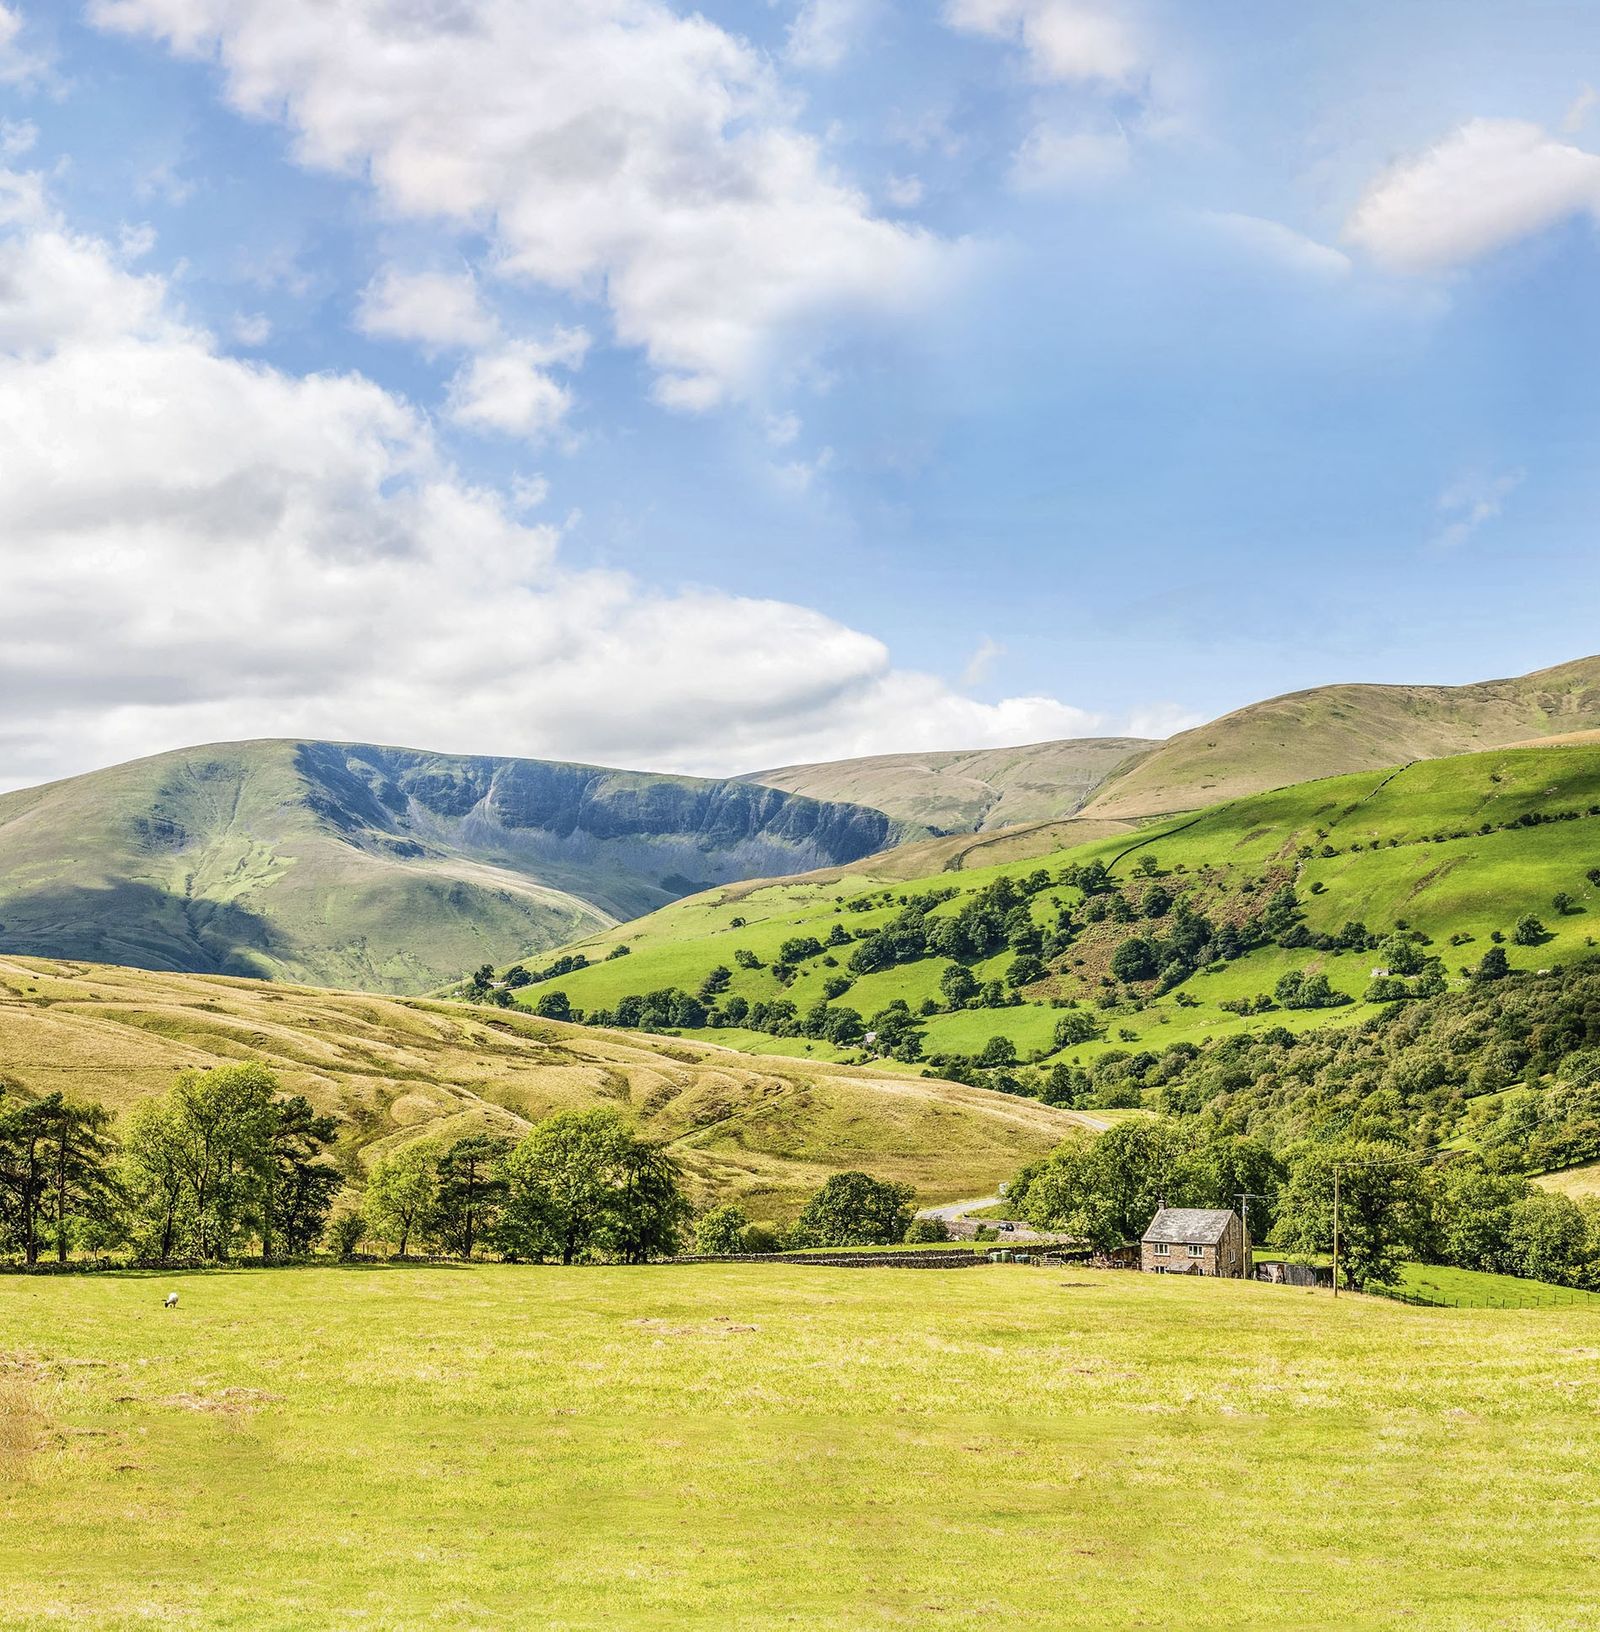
(693, 1202, 750, 1256)
(1053, 1011, 1100, 1048)
(326, 1211, 366, 1260)
(904, 1218, 950, 1244)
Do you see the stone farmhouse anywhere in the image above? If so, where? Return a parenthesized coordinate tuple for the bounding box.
(1140, 1207, 1248, 1277)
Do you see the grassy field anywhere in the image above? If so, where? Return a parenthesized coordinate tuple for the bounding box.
(4, 1263, 1599, 1630)
(0, 955, 1089, 1221)
(1537, 1160, 1600, 1200)
(520, 742, 1600, 1072)
(1389, 1262, 1600, 1308)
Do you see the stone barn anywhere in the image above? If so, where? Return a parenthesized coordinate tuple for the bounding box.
(1140, 1207, 1248, 1278)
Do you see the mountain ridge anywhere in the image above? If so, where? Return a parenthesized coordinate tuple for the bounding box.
(0, 739, 900, 993)
(1082, 653, 1600, 821)
(742, 736, 1155, 832)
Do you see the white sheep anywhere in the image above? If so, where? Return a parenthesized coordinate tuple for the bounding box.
(163, 1292, 179, 1309)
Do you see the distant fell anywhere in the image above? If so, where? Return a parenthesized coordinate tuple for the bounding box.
(0, 741, 898, 992)
(744, 737, 1155, 832)
(1082, 654, 1600, 821)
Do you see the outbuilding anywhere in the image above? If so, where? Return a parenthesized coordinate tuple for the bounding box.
(1140, 1207, 1248, 1277)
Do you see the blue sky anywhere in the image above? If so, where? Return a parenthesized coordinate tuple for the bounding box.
(2, 0, 1598, 788)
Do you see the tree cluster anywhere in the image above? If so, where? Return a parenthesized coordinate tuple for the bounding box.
(0, 1064, 340, 1265)
(361, 1108, 689, 1264)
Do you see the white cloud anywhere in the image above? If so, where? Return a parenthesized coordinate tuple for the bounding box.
(1206, 212, 1351, 279)
(765, 411, 802, 447)
(885, 173, 925, 209)
(944, 0, 1144, 88)
(232, 311, 272, 346)
(0, 175, 1103, 791)
(1434, 468, 1524, 551)
(0, 118, 36, 157)
(118, 221, 158, 260)
(1563, 85, 1597, 136)
(787, 0, 871, 70)
(1345, 119, 1600, 273)
(960, 636, 1004, 687)
(1011, 125, 1129, 191)
(357, 267, 498, 352)
(90, 0, 948, 411)
(0, 3, 44, 85)
(1122, 701, 1203, 740)
(771, 445, 834, 494)
(446, 338, 586, 441)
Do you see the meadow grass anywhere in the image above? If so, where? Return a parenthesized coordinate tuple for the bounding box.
(3, 1264, 1599, 1630)
(1388, 1262, 1600, 1308)
(1538, 1159, 1600, 1200)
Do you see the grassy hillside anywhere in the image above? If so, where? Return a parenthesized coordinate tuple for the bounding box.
(515, 742, 1600, 1074)
(1538, 1160, 1600, 1200)
(6, 1264, 1599, 1631)
(0, 741, 897, 993)
(745, 736, 1154, 831)
(1083, 651, 1600, 820)
(0, 955, 1085, 1219)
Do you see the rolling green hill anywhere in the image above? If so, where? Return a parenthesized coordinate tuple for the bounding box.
(1082, 652, 1600, 820)
(745, 736, 1155, 831)
(0, 741, 899, 993)
(0, 953, 1087, 1218)
(512, 741, 1600, 1076)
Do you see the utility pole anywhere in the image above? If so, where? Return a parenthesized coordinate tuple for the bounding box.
(1332, 1165, 1340, 1299)
(1236, 1191, 1268, 1279)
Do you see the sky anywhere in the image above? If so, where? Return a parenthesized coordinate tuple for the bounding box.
(2, 0, 1599, 791)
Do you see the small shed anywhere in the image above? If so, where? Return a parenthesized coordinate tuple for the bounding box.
(1140, 1207, 1247, 1278)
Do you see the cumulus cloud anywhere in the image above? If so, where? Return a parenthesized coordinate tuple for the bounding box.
(1346, 118, 1600, 273)
(884, 173, 925, 209)
(944, 0, 1144, 88)
(960, 636, 1004, 686)
(231, 311, 272, 346)
(1563, 85, 1597, 136)
(1205, 212, 1351, 279)
(0, 117, 36, 157)
(446, 336, 588, 441)
(1433, 468, 1524, 551)
(787, 0, 872, 70)
(357, 268, 498, 352)
(1011, 125, 1129, 191)
(0, 177, 1107, 791)
(89, 0, 948, 410)
(0, 3, 44, 84)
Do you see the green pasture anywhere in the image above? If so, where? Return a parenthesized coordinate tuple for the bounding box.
(5, 1263, 1600, 1630)
(1388, 1262, 1600, 1308)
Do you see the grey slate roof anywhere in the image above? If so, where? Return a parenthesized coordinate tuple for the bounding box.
(1142, 1207, 1237, 1245)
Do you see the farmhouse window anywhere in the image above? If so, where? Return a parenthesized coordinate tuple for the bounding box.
(1153, 1243, 1170, 1256)
(1188, 1244, 1204, 1257)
